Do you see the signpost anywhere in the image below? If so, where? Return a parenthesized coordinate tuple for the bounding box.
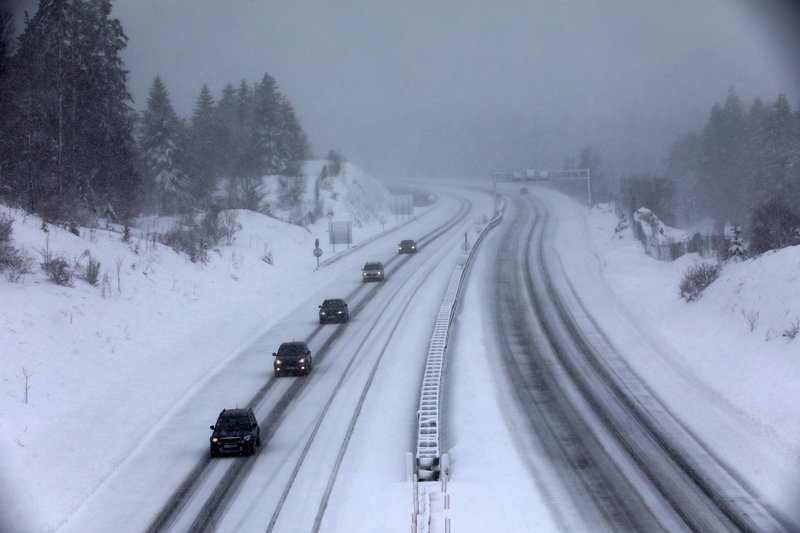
(329, 221, 352, 251)
(313, 238, 323, 267)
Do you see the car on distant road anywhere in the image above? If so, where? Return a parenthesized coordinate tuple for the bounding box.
(273, 341, 313, 376)
(319, 298, 349, 324)
(209, 407, 261, 457)
(362, 261, 385, 282)
(520, 187, 529, 195)
(398, 239, 417, 254)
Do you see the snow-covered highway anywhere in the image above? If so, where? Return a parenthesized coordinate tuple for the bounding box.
(4, 181, 798, 532)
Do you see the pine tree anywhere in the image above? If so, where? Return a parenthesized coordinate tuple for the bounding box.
(279, 96, 311, 176)
(234, 79, 261, 178)
(215, 83, 238, 178)
(139, 75, 188, 214)
(252, 73, 284, 175)
(728, 224, 746, 261)
(0, 8, 16, 198)
(761, 95, 796, 204)
(6, 0, 140, 220)
(666, 132, 702, 224)
(698, 89, 747, 229)
(187, 83, 221, 204)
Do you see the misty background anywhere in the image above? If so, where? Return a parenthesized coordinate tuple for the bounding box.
(5, 0, 799, 181)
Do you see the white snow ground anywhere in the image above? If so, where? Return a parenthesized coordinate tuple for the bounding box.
(2, 177, 798, 532)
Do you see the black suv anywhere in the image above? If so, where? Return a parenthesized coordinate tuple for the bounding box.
(209, 408, 261, 457)
(319, 299, 349, 324)
(398, 239, 417, 254)
(361, 261, 385, 282)
(273, 341, 313, 376)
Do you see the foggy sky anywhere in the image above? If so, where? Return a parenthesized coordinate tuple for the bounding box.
(6, 0, 800, 180)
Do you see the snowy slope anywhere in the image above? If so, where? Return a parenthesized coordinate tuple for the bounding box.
(265, 160, 395, 230)
(0, 166, 405, 532)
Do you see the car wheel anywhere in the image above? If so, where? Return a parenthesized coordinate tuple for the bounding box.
(256, 433, 262, 447)
(274, 369, 281, 377)
(210, 446, 219, 458)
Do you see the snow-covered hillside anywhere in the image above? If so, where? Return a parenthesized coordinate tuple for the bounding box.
(266, 160, 395, 230)
(0, 166, 405, 532)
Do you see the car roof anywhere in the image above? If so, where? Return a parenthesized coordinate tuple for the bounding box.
(364, 262, 382, 268)
(401, 239, 415, 243)
(279, 341, 307, 348)
(219, 408, 252, 418)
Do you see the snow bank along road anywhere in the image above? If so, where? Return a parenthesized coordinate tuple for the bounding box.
(460, 187, 784, 531)
(57, 190, 493, 532)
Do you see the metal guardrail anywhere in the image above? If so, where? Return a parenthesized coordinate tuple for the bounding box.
(414, 199, 505, 480)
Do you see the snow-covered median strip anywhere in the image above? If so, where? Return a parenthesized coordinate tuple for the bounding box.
(411, 201, 503, 532)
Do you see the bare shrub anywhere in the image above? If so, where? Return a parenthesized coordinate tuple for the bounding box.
(115, 257, 123, 293)
(261, 245, 273, 265)
(101, 272, 111, 298)
(219, 211, 241, 245)
(5, 249, 36, 283)
(783, 320, 800, 340)
(158, 208, 241, 264)
(679, 262, 721, 302)
(40, 243, 73, 286)
(75, 250, 101, 286)
(22, 367, 33, 404)
(742, 310, 760, 332)
(0, 214, 36, 282)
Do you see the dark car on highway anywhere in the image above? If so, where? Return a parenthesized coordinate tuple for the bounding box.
(273, 341, 313, 376)
(361, 261, 385, 282)
(209, 407, 261, 457)
(398, 239, 417, 253)
(319, 298, 349, 324)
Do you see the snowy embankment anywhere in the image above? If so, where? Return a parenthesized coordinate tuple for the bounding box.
(0, 162, 408, 532)
(539, 187, 800, 526)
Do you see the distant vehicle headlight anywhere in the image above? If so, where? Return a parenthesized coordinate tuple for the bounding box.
(320, 311, 326, 315)
(298, 358, 305, 363)
(336, 311, 343, 314)
(275, 359, 282, 365)
(211, 437, 219, 443)
(243, 435, 252, 441)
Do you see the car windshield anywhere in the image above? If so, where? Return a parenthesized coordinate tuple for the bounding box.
(277, 343, 306, 357)
(401, 240, 414, 245)
(217, 415, 250, 431)
(364, 263, 381, 270)
(322, 299, 343, 308)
